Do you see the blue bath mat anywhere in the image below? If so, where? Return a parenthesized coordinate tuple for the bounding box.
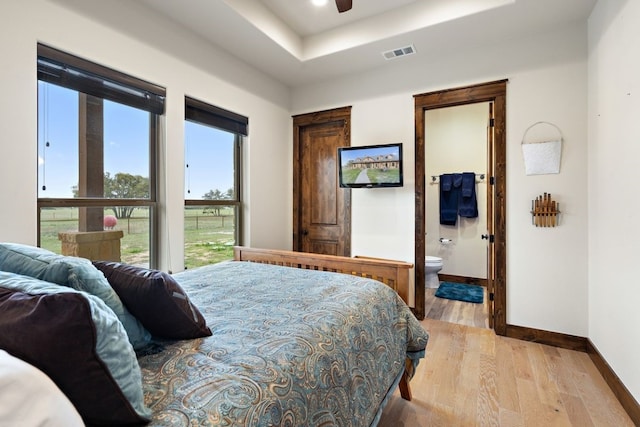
(434, 282, 484, 304)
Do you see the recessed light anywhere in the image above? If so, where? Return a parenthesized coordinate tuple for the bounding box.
(311, 0, 328, 7)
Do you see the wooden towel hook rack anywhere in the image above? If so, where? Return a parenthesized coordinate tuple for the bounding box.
(531, 193, 560, 227)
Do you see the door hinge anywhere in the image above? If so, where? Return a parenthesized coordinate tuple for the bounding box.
(490, 176, 495, 185)
(489, 292, 494, 301)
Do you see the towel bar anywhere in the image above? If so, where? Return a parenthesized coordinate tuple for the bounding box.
(430, 173, 485, 183)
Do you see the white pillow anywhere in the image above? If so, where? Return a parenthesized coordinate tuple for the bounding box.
(0, 350, 84, 427)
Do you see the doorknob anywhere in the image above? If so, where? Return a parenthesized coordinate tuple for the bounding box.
(481, 234, 494, 242)
(481, 234, 489, 240)
(302, 230, 309, 236)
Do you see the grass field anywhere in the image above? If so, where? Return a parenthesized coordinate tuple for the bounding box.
(340, 168, 361, 183)
(341, 167, 400, 185)
(40, 207, 236, 268)
(184, 208, 236, 269)
(367, 168, 400, 183)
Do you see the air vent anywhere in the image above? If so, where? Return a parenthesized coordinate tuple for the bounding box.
(382, 45, 416, 60)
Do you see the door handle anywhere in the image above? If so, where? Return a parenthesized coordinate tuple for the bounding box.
(481, 234, 489, 240)
(481, 234, 495, 243)
(302, 229, 309, 236)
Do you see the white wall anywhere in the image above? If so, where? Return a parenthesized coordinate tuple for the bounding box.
(348, 96, 416, 263)
(588, 0, 640, 403)
(425, 103, 489, 280)
(293, 23, 589, 336)
(0, 0, 292, 272)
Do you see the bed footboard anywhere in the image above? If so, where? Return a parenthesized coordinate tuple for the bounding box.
(233, 246, 412, 304)
(233, 246, 416, 402)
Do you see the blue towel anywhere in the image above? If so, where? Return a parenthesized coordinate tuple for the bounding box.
(439, 173, 460, 225)
(453, 173, 463, 189)
(440, 174, 452, 191)
(458, 172, 478, 218)
(461, 172, 474, 197)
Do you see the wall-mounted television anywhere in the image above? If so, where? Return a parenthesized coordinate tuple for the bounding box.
(338, 143, 403, 188)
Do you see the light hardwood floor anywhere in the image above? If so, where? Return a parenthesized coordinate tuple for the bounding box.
(424, 286, 489, 329)
(378, 316, 634, 426)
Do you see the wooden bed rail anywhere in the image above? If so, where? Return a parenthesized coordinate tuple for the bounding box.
(233, 246, 413, 304)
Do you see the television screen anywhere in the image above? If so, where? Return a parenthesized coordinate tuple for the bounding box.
(338, 143, 403, 188)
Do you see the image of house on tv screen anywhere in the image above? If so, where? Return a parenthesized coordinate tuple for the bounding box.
(338, 143, 403, 188)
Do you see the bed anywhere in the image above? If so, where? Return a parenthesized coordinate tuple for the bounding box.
(0, 243, 428, 427)
(232, 246, 413, 305)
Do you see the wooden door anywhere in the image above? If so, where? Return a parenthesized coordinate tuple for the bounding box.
(293, 107, 351, 256)
(486, 102, 496, 329)
(414, 80, 507, 335)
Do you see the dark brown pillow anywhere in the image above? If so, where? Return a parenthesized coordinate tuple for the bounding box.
(0, 285, 150, 426)
(93, 261, 211, 339)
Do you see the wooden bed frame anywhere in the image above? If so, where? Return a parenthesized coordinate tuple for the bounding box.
(233, 246, 415, 401)
(233, 246, 412, 304)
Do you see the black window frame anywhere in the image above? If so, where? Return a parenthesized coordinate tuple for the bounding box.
(37, 44, 165, 268)
(184, 96, 246, 250)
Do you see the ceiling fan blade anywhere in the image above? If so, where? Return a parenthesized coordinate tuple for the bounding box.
(335, 0, 352, 13)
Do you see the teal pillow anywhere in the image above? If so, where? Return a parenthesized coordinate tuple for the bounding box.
(0, 243, 150, 349)
(0, 242, 61, 279)
(0, 271, 151, 424)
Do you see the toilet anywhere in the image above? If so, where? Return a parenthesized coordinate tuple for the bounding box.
(425, 256, 443, 289)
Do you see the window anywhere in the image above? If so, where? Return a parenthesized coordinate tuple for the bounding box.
(37, 44, 165, 267)
(184, 97, 246, 268)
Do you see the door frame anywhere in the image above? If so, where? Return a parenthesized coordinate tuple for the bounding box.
(414, 80, 507, 335)
(292, 106, 352, 255)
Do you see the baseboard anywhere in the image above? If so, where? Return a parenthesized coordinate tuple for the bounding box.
(506, 324, 640, 424)
(438, 274, 487, 287)
(505, 324, 587, 352)
(586, 339, 640, 425)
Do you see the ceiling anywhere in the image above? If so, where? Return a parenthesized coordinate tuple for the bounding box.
(134, 0, 596, 88)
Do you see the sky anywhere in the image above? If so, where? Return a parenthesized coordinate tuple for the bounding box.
(339, 144, 401, 166)
(38, 82, 235, 199)
(184, 121, 235, 199)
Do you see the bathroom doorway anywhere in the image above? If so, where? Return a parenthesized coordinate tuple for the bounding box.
(424, 102, 491, 328)
(414, 80, 507, 335)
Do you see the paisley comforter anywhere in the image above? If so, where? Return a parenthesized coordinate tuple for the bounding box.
(138, 261, 429, 427)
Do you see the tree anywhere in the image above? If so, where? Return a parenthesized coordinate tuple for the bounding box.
(72, 172, 150, 219)
(203, 189, 224, 201)
(202, 187, 233, 216)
